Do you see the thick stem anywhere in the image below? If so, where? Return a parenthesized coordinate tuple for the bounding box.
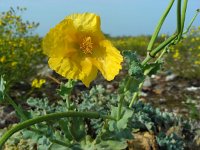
(147, 0, 175, 51)
(128, 82, 143, 108)
(155, 47, 168, 63)
(141, 54, 151, 66)
(149, 34, 177, 57)
(141, 34, 177, 66)
(177, 0, 182, 34)
(0, 111, 114, 148)
(177, 0, 188, 41)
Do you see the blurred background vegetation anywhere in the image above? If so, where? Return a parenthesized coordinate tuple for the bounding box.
(0, 7, 45, 91)
(0, 7, 200, 97)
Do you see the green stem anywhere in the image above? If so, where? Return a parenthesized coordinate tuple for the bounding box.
(183, 9, 200, 34)
(141, 34, 177, 66)
(117, 94, 124, 120)
(130, 47, 170, 108)
(177, 0, 188, 41)
(147, 0, 175, 51)
(6, 94, 27, 120)
(117, 77, 131, 120)
(128, 82, 143, 108)
(141, 54, 151, 66)
(155, 47, 168, 63)
(0, 111, 114, 148)
(176, 0, 182, 34)
(6, 94, 68, 147)
(149, 34, 177, 57)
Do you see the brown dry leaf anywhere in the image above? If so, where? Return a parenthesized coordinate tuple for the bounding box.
(166, 126, 183, 138)
(127, 131, 158, 150)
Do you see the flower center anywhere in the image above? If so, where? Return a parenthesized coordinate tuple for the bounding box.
(80, 36, 93, 54)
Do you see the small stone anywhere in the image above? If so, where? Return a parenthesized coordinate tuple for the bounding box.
(106, 84, 114, 92)
(173, 108, 180, 114)
(151, 75, 161, 80)
(143, 77, 152, 88)
(153, 85, 164, 94)
(37, 65, 53, 76)
(141, 92, 148, 97)
(159, 98, 167, 104)
(186, 86, 200, 91)
(165, 74, 177, 81)
(180, 108, 189, 114)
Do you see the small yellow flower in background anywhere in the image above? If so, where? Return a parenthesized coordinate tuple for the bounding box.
(194, 61, 200, 65)
(0, 56, 6, 63)
(43, 13, 123, 87)
(31, 79, 46, 88)
(30, 47, 34, 52)
(191, 38, 195, 42)
(161, 34, 166, 38)
(11, 62, 17, 67)
(27, 25, 33, 29)
(173, 49, 180, 60)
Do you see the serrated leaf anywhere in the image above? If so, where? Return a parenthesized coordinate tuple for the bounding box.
(123, 50, 144, 80)
(49, 143, 70, 150)
(108, 106, 133, 141)
(144, 61, 163, 76)
(96, 140, 127, 150)
(110, 105, 118, 119)
(128, 62, 143, 79)
(22, 130, 42, 142)
(123, 50, 140, 64)
(69, 117, 86, 142)
(125, 76, 144, 93)
(58, 80, 75, 99)
(109, 106, 133, 131)
(101, 127, 133, 141)
(117, 108, 133, 130)
(37, 136, 51, 150)
(59, 119, 73, 141)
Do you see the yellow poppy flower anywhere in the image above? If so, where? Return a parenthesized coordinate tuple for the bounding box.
(43, 13, 123, 87)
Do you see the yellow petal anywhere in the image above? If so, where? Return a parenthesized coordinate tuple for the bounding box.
(91, 40, 123, 81)
(42, 19, 78, 58)
(48, 57, 97, 87)
(67, 13, 105, 44)
(43, 13, 122, 86)
(67, 13, 100, 33)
